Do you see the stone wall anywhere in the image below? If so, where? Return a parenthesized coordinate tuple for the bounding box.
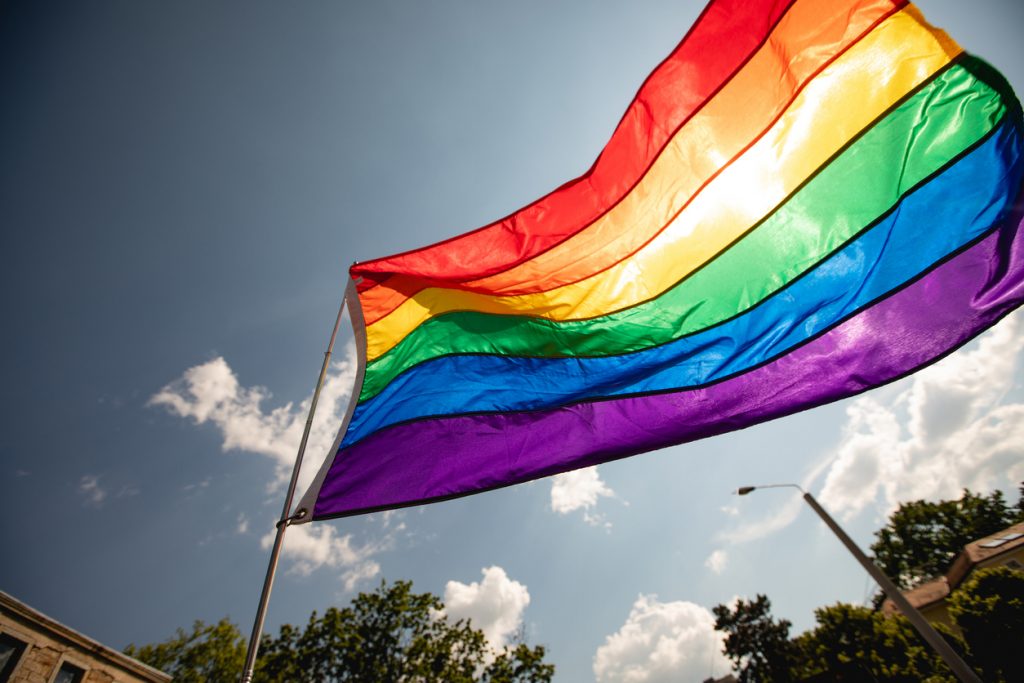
(1, 592, 169, 683)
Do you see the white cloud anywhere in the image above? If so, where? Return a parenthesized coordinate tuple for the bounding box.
(182, 477, 212, 494)
(594, 595, 730, 683)
(149, 348, 357, 494)
(79, 475, 107, 507)
(718, 314, 1024, 546)
(116, 484, 140, 499)
(261, 521, 392, 592)
(550, 466, 615, 524)
(704, 549, 728, 575)
(819, 312, 1024, 519)
(718, 493, 804, 545)
(155, 349, 400, 588)
(443, 566, 531, 650)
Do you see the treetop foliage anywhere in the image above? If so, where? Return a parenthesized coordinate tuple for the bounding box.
(126, 579, 554, 683)
(713, 595, 797, 683)
(869, 487, 1024, 595)
(793, 602, 949, 682)
(947, 565, 1024, 682)
(125, 618, 245, 683)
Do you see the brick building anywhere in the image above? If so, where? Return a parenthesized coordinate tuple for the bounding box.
(0, 592, 169, 683)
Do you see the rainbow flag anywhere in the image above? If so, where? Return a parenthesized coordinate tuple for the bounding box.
(299, 0, 1024, 520)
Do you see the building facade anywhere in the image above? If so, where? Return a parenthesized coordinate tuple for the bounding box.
(0, 592, 169, 683)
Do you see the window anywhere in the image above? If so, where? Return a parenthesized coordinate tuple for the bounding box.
(979, 532, 1024, 548)
(0, 633, 27, 683)
(53, 661, 85, 683)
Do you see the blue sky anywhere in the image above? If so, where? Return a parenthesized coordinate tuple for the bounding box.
(2, 1, 1023, 681)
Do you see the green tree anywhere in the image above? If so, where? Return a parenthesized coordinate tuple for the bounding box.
(713, 598, 971, 682)
(127, 580, 554, 683)
(793, 603, 957, 682)
(947, 565, 1024, 682)
(712, 594, 798, 683)
(869, 488, 1023, 597)
(481, 642, 556, 683)
(124, 617, 246, 683)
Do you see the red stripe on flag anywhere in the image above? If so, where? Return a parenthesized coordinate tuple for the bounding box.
(353, 0, 800, 291)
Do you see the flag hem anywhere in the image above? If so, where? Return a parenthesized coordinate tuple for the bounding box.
(293, 277, 368, 523)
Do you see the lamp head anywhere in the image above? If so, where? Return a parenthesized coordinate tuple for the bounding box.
(736, 486, 756, 496)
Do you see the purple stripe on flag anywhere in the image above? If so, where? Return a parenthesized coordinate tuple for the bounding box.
(313, 201, 1024, 519)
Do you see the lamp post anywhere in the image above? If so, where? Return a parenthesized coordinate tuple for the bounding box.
(736, 484, 981, 683)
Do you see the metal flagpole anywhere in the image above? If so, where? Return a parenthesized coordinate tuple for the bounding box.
(238, 289, 349, 683)
(737, 484, 982, 683)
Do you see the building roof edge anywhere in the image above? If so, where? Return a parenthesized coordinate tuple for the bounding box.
(0, 591, 171, 683)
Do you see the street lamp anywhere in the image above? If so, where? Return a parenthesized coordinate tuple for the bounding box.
(736, 484, 981, 683)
